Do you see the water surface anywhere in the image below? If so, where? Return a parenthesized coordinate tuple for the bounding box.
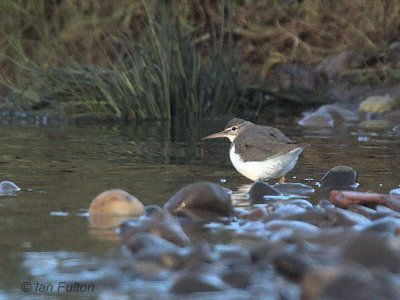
(0, 118, 399, 297)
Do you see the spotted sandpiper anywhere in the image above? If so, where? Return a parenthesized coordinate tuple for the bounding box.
(203, 118, 305, 182)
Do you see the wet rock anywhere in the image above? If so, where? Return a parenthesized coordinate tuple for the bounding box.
(386, 197, 400, 213)
(164, 182, 233, 222)
(89, 189, 144, 216)
(319, 268, 400, 300)
(265, 220, 319, 236)
(281, 208, 332, 228)
(330, 190, 389, 208)
(248, 181, 281, 204)
(179, 244, 216, 269)
(319, 166, 357, 191)
(359, 95, 400, 113)
(316, 104, 359, 122)
(340, 233, 400, 272)
(302, 266, 400, 300)
(273, 183, 315, 195)
(221, 266, 252, 289)
(273, 249, 314, 280)
(170, 271, 228, 294)
(322, 205, 371, 226)
(133, 260, 169, 281)
(359, 217, 400, 235)
(249, 240, 286, 262)
(272, 204, 307, 217)
(298, 112, 335, 127)
(238, 207, 268, 221)
(348, 204, 377, 220)
(217, 244, 252, 265)
(288, 199, 313, 209)
(0, 180, 21, 195)
(124, 232, 180, 254)
(390, 188, 400, 196)
(301, 266, 341, 299)
(376, 205, 400, 218)
(120, 209, 190, 247)
(316, 51, 362, 80)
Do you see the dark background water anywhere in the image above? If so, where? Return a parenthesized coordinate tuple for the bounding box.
(0, 119, 399, 297)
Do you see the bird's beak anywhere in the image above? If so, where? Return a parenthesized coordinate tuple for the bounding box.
(202, 130, 228, 140)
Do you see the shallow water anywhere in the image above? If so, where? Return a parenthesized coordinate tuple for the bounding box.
(0, 118, 399, 297)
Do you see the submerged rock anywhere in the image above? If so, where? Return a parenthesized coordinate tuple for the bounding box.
(170, 271, 228, 294)
(164, 182, 234, 222)
(319, 166, 357, 191)
(273, 183, 315, 195)
(298, 112, 335, 127)
(120, 208, 190, 247)
(316, 104, 359, 122)
(248, 181, 281, 204)
(89, 189, 144, 216)
(0, 180, 21, 195)
(88, 189, 144, 229)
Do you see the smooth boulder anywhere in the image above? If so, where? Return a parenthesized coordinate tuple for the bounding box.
(164, 182, 234, 222)
(319, 166, 357, 191)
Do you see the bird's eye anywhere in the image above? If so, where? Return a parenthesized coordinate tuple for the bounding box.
(231, 126, 237, 131)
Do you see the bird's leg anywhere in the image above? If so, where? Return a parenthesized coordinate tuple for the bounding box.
(278, 176, 286, 183)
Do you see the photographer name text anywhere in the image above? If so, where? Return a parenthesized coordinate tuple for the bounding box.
(21, 281, 95, 293)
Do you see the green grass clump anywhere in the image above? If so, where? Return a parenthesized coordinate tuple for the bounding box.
(2, 1, 242, 121)
(1, 0, 400, 121)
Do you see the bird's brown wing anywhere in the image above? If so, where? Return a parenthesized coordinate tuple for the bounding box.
(235, 129, 301, 162)
(253, 125, 297, 143)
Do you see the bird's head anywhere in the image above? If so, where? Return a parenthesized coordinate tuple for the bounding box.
(202, 118, 253, 142)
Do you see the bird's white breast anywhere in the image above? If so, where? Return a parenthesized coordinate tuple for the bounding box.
(229, 145, 303, 181)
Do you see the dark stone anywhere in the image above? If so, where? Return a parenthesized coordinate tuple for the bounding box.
(164, 182, 233, 222)
(320, 269, 400, 300)
(348, 204, 377, 220)
(302, 266, 400, 300)
(221, 267, 252, 289)
(359, 217, 400, 235)
(273, 183, 315, 195)
(250, 240, 286, 262)
(120, 209, 190, 247)
(170, 272, 228, 294)
(319, 166, 358, 191)
(273, 250, 314, 280)
(144, 205, 164, 216)
(124, 232, 180, 254)
(249, 181, 281, 204)
(340, 233, 400, 273)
